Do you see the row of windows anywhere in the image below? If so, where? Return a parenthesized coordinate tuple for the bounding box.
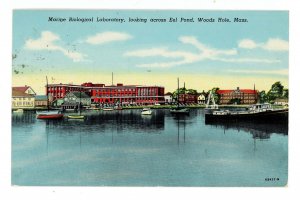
(49, 92, 64, 96)
(13, 97, 33, 101)
(12, 102, 34, 106)
(92, 88, 136, 93)
(48, 87, 66, 91)
(221, 94, 257, 97)
(94, 92, 135, 96)
(94, 94, 136, 97)
(221, 97, 257, 100)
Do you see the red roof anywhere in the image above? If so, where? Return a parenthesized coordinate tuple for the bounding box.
(12, 86, 29, 93)
(12, 89, 33, 97)
(217, 89, 257, 94)
(217, 90, 233, 94)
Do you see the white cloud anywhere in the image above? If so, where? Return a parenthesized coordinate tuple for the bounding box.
(125, 36, 280, 68)
(238, 39, 259, 49)
(25, 31, 60, 50)
(238, 38, 288, 51)
(227, 69, 288, 76)
(25, 31, 86, 62)
(124, 47, 200, 68)
(86, 31, 132, 45)
(216, 57, 280, 64)
(262, 38, 289, 51)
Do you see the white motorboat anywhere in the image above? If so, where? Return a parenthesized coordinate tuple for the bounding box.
(141, 108, 152, 115)
(13, 109, 24, 113)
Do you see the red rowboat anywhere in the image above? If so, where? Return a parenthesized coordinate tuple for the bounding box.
(36, 113, 64, 119)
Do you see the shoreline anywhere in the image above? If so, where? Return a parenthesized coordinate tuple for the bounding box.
(12, 104, 254, 111)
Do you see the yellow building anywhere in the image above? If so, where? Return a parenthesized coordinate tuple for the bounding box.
(12, 89, 35, 109)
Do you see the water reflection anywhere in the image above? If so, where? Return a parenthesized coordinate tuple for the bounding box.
(12, 108, 288, 186)
(12, 109, 288, 140)
(11, 111, 35, 124)
(172, 114, 189, 145)
(205, 120, 288, 139)
(12, 110, 165, 133)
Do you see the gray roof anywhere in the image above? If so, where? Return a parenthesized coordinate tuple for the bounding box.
(35, 95, 47, 101)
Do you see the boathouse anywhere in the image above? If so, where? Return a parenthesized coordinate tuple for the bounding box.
(62, 91, 91, 110)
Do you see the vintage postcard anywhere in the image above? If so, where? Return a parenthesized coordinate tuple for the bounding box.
(12, 10, 288, 186)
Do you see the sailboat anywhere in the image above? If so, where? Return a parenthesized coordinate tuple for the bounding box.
(67, 89, 85, 119)
(170, 78, 189, 114)
(204, 90, 219, 113)
(36, 76, 64, 119)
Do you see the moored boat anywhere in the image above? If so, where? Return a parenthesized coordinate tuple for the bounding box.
(13, 109, 24, 113)
(36, 110, 63, 119)
(141, 108, 152, 115)
(170, 78, 190, 115)
(170, 106, 189, 114)
(36, 76, 64, 120)
(67, 115, 85, 119)
(103, 107, 114, 111)
(204, 90, 219, 114)
(67, 89, 85, 120)
(205, 103, 288, 123)
(115, 106, 123, 110)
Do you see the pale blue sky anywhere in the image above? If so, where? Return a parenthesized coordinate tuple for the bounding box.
(12, 10, 288, 94)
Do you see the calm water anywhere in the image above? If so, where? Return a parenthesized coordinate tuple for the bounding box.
(12, 109, 288, 186)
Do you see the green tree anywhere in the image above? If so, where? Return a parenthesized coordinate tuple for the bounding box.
(186, 89, 198, 95)
(172, 88, 198, 102)
(283, 88, 289, 98)
(172, 87, 186, 101)
(267, 81, 284, 103)
(259, 90, 268, 103)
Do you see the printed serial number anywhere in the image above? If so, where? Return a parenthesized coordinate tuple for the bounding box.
(265, 178, 280, 181)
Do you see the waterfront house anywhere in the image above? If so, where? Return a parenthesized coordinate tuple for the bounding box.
(35, 94, 53, 107)
(12, 88, 35, 109)
(13, 85, 36, 96)
(217, 87, 258, 105)
(274, 98, 288, 106)
(164, 92, 174, 104)
(62, 91, 91, 110)
(197, 93, 206, 105)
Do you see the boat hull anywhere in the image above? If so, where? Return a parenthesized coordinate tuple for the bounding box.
(103, 108, 114, 111)
(170, 108, 190, 114)
(205, 109, 288, 123)
(37, 114, 64, 119)
(141, 111, 152, 115)
(67, 115, 85, 119)
(13, 109, 24, 113)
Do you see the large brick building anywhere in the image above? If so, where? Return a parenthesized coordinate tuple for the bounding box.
(217, 87, 258, 105)
(178, 93, 198, 104)
(47, 82, 165, 105)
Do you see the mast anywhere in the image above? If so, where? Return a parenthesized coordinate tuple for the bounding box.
(254, 83, 257, 103)
(183, 82, 186, 105)
(79, 87, 82, 115)
(46, 76, 49, 111)
(177, 78, 179, 107)
(112, 72, 114, 86)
